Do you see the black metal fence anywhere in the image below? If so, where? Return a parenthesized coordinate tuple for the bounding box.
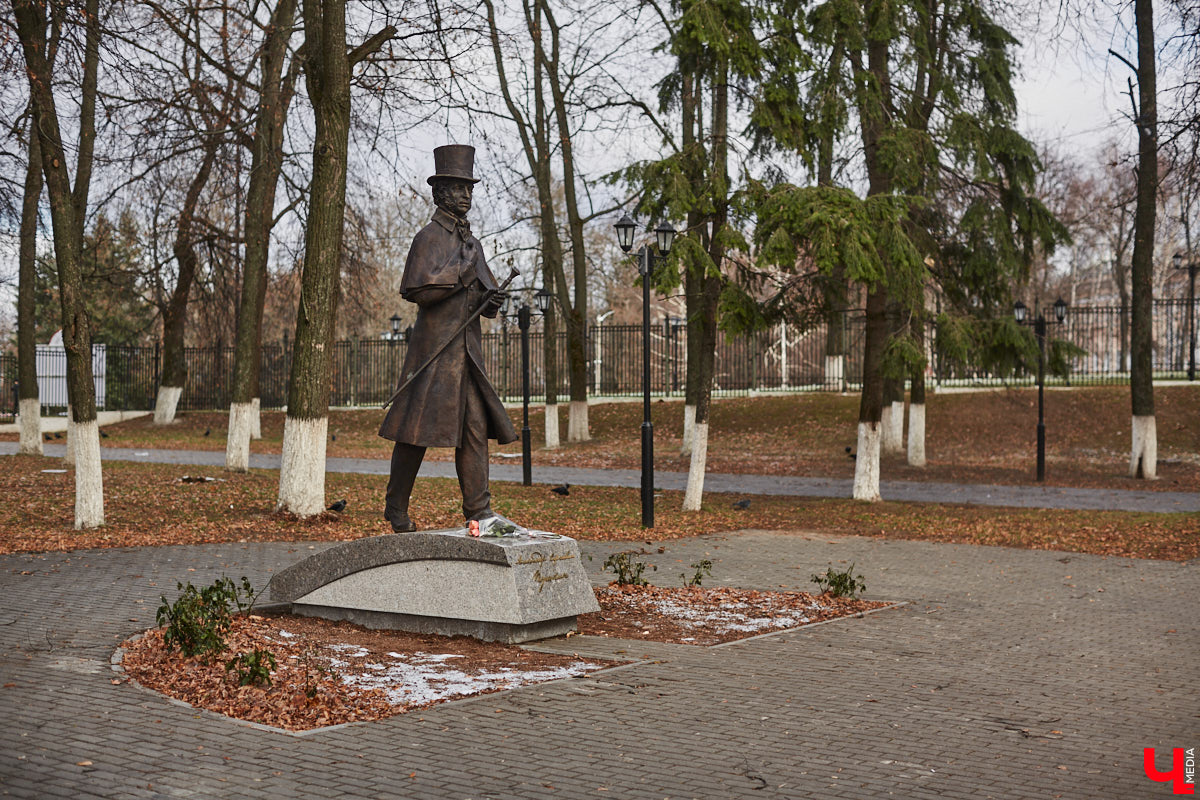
(2, 298, 1195, 422)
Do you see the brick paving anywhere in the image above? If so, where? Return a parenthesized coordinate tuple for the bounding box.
(1, 530, 1196, 799)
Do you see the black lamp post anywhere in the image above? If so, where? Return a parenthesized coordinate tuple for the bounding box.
(1014, 297, 1068, 481)
(513, 288, 553, 486)
(388, 314, 403, 391)
(1173, 251, 1197, 381)
(614, 214, 676, 527)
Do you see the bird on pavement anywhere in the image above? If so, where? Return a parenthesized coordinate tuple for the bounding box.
(327, 499, 347, 513)
(551, 483, 570, 496)
(733, 498, 751, 510)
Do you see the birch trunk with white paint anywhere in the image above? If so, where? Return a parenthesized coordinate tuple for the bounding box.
(907, 403, 926, 466)
(852, 421, 882, 502)
(153, 385, 183, 425)
(882, 400, 904, 453)
(680, 404, 696, 456)
(1130, 415, 1157, 479)
(226, 401, 255, 472)
(18, 398, 43, 455)
(567, 400, 589, 442)
(682, 422, 709, 511)
(544, 403, 561, 450)
(277, 416, 328, 516)
(73, 418, 104, 528)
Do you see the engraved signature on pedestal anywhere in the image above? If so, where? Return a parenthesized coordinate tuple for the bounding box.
(532, 569, 569, 592)
(516, 551, 576, 566)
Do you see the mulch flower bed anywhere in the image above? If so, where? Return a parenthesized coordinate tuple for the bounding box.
(580, 584, 890, 646)
(117, 586, 890, 731)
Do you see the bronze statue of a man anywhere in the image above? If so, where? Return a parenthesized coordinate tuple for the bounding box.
(378, 145, 518, 532)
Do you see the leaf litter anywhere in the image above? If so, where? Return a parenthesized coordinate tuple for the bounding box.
(118, 586, 889, 730)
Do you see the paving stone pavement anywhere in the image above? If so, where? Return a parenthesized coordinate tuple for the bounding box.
(3, 442, 1196, 512)
(0, 531, 1196, 799)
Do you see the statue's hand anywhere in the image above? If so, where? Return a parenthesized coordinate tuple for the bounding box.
(482, 290, 507, 318)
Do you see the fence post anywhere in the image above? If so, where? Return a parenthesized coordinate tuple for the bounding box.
(350, 336, 359, 408)
(751, 332, 759, 391)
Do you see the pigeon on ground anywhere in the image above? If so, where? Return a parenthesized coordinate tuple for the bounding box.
(551, 483, 570, 496)
(733, 498, 751, 510)
(328, 499, 347, 513)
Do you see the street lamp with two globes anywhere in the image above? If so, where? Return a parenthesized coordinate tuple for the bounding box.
(1014, 297, 1067, 481)
(613, 214, 676, 527)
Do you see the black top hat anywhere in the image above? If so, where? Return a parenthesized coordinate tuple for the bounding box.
(427, 144, 480, 185)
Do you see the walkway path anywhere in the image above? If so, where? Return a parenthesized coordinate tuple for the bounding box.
(3, 442, 1197, 513)
(0, 531, 1195, 798)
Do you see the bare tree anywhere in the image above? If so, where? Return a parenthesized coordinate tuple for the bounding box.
(16, 108, 43, 455)
(227, 0, 301, 471)
(12, 0, 105, 527)
(1111, 0, 1160, 478)
(276, 0, 394, 515)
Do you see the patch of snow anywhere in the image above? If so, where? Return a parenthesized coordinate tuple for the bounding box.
(334, 653, 597, 707)
(408, 651, 465, 663)
(327, 643, 369, 658)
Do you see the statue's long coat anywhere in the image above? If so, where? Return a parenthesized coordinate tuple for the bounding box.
(378, 209, 518, 447)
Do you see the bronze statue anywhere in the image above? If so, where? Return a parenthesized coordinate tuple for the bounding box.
(379, 144, 518, 532)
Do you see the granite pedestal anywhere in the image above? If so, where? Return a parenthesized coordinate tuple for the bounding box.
(268, 529, 599, 643)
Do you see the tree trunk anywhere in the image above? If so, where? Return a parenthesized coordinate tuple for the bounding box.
(14, 0, 104, 527)
(17, 110, 44, 456)
(854, 289, 887, 500)
(683, 59, 728, 512)
(881, 303, 905, 453)
(485, 0, 569, 448)
(278, 0, 353, 515)
(156, 140, 220, 425)
(1129, 0, 1157, 479)
(679, 69, 701, 457)
(683, 268, 722, 511)
(907, 314, 926, 467)
(228, 0, 299, 471)
(851, 0, 893, 502)
(817, 72, 847, 393)
(543, 266, 561, 449)
(537, 0, 590, 441)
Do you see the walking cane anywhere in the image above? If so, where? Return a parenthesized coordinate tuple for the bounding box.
(382, 267, 520, 409)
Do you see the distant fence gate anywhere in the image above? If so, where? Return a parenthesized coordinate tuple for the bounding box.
(1, 298, 1196, 422)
